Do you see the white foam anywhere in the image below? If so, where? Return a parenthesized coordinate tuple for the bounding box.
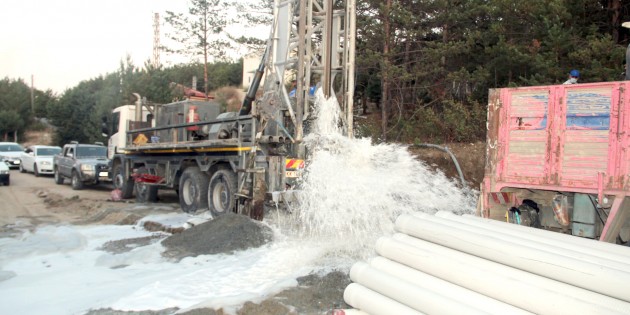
(291, 90, 476, 257)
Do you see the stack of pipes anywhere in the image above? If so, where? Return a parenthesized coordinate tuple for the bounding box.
(340, 211, 630, 315)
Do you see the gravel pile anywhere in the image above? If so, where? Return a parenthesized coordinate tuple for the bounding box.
(161, 213, 274, 260)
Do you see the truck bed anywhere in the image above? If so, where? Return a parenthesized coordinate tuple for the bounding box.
(484, 81, 630, 195)
(122, 138, 250, 154)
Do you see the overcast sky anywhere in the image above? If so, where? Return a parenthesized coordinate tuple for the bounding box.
(0, 0, 189, 93)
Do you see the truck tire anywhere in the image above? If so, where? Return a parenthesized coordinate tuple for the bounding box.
(179, 166, 209, 213)
(54, 168, 64, 185)
(134, 167, 158, 203)
(208, 168, 237, 217)
(71, 170, 84, 190)
(113, 164, 134, 199)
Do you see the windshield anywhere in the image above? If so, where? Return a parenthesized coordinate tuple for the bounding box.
(76, 146, 107, 158)
(37, 147, 61, 156)
(0, 144, 23, 152)
(0, 144, 22, 152)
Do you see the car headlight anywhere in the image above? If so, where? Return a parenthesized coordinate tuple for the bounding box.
(80, 164, 95, 171)
(41, 161, 51, 166)
(0, 170, 8, 175)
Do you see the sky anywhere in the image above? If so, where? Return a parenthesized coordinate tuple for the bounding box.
(0, 0, 189, 94)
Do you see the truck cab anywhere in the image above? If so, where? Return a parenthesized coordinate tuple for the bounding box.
(108, 105, 154, 160)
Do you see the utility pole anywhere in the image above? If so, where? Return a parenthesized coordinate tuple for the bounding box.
(153, 12, 160, 68)
(30, 74, 35, 115)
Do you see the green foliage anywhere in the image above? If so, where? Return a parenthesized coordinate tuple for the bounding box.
(355, 0, 630, 143)
(164, 0, 269, 94)
(0, 78, 34, 140)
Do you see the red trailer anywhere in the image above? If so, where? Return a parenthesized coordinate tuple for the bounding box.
(480, 81, 630, 244)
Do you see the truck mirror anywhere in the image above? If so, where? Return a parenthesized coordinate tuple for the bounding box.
(101, 122, 109, 136)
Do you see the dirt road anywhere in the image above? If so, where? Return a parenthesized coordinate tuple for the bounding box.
(0, 170, 179, 236)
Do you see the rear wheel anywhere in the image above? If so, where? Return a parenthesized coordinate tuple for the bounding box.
(33, 165, 39, 177)
(71, 170, 84, 190)
(179, 167, 209, 213)
(113, 163, 134, 199)
(134, 167, 158, 203)
(208, 168, 237, 217)
(54, 168, 64, 185)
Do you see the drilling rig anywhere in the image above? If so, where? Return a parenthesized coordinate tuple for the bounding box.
(106, 0, 356, 219)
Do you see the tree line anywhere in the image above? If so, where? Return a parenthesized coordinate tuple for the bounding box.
(354, 0, 630, 143)
(1, 0, 628, 146)
(0, 60, 242, 146)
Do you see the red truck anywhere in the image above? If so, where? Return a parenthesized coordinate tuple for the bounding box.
(480, 81, 630, 244)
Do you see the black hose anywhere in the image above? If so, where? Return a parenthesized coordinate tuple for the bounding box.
(411, 144, 466, 187)
(239, 46, 269, 116)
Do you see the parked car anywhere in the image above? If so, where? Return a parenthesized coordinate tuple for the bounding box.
(53, 142, 111, 190)
(0, 142, 24, 169)
(20, 145, 62, 176)
(0, 161, 9, 185)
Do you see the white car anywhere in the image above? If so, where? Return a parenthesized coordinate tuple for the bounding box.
(0, 142, 24, 169)
(20, 145, 62, 176)
(0, 161, 9, 185)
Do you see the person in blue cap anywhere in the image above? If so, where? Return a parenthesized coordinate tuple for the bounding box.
(563, 69, 580, 84)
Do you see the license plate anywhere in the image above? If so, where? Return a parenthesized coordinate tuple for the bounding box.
(99, 171, 109, 177)
(286, 171, 301, 178)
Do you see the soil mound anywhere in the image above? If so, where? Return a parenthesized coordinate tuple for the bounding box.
(161, 213, 273, 260)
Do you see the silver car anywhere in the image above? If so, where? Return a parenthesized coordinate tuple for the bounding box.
(20, 145, 62, 176)
(0, 142, 24, 169)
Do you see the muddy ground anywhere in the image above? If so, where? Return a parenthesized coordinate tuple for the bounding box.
(0, 140, 485, 315)
(0, 171, 353, 315)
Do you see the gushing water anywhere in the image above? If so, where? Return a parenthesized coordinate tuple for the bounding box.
(290, 90, 477, 257)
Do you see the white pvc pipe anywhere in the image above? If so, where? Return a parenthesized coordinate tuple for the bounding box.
(349, 261, 487, 315)
(439, 211, 630, 263)
(427, 211, 629, 271)
(396, 214, 630, 302)
(368, 256, 533, 315)
(333, 309, 370, 315)
(343, 283, 424, 315)
(379, 235, 630, 315)
(461, 213, 630, 259)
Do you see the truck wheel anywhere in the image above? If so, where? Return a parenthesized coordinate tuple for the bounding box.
(134, 167, 158, 203)
(19, 163, 25, 173)
(179, 167, 209, 213)
(71, 170, 84, 190)
(113, 164, 134, 199)
(33, 165, 39, 177)
(208, 168, 237, 217)
(54, 168, 64, 185)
